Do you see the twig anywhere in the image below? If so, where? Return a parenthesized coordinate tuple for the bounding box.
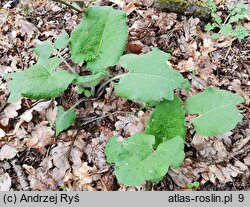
(51, 0, 83, 13)
(96, 73, 128, 95)
(224, 46, 232, 59)
(70, 90, 104, 110)
(230, 144, 250, 159)
(79, 111, 132, 126)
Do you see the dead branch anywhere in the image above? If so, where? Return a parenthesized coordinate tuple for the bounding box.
(50, 0, 83, 13)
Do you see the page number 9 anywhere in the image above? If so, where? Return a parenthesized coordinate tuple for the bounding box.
(238, 194, 244, 202)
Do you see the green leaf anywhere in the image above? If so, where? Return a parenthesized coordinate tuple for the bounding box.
(186, 181, 200, 189)
(208, 0, 217, 13)
(220, 24, 233, 37)
(145, 96, 186, 147)
(228, 14, 245, 24)
(205, 23, 214, 31)
(185, 87, 244, 136)
(229, 3, 249, 16)
(70, 6, 128, 73)
(5, 58, 76, 102)
(211, 33, 220, 39)
(105, 135, 124, 163)
(74, 71, 107, 87)
(115, 49, 190, 103)
(71, 2, 82, 10)
(54, 30, 69, 49)
(212, 13, 222, 25)
(105, 134, 184, 186)
(56, 106, 76, 135)
(34, 42, 54, 59)
(83, 89, 91, 97)
(233, 25, 249, 40)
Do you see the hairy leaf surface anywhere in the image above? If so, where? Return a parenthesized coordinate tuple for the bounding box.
(145, 96, 186, 147)
(5, 58, 76, 102)
(115, 49, 190, 102)
(105, 134, 184, 186)
(70, 6, 128, 73)
(185, 87, 244, 136)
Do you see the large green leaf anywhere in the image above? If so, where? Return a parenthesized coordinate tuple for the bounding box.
(105, 134, 184, 186)
(56, 106, 76, 135)
(115, 49, 190, 103)
(5, 58, 76, 102)
(185, 87, 244, 136)
(145, 96, 186, 147)
(70, 6, 128, 73)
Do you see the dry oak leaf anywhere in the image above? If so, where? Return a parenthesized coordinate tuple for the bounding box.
(20, 100, 51, 122)
(70, 130, 87, 171)
(14, 15, 40, 38)
(115, 111, 149, 136)
(208, 164, 243, 184)
(50, 142, 71, 182)
(85, 133, 109, 170)
(0, 100, 21, 126)
(23, 164, 57, 191)
(168, 159, 201, 188)
(73, 162, 98, 185)
(25, 121, 55, 153)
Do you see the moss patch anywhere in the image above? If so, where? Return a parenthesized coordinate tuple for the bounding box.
(156, 0, 210, 20)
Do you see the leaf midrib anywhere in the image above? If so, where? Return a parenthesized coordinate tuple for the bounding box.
(127, 72, 177, 83)
(94, 10, 111, 58)
(57, 109, 72, 129)
(200, 102, 238, 118)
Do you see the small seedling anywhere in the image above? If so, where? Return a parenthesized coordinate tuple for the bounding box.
(205, 0, 249, 39)
(187, 181, 200, 189)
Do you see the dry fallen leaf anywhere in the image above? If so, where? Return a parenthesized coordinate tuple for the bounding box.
(183, 17, 200, 41)
(72, 162, 98, 185)
(0, 144, 18, 160)
(25, 121, 55, 153)
(168, 159, 201, 188)
(50, 141, 71, 182)
(115, 111, 148, 136)
(23, 164, 57, 191)
(0, 128, 6, 138)
(192, 135, 228, 161)
(15, 15, 40, 38)
(208, 164, 243, 184)
(85, 133, 109, 170)
(0, 100, 21, 126)
(20, 100, 52, 122)
(141, 0, 155, 7)
(243, 153, 250, 166)
(0, 173, 11, 191)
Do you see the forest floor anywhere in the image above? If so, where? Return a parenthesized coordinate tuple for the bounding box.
(0, 0, 249, 191)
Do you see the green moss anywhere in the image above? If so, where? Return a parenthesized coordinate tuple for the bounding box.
(157, 0, 210, 20)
